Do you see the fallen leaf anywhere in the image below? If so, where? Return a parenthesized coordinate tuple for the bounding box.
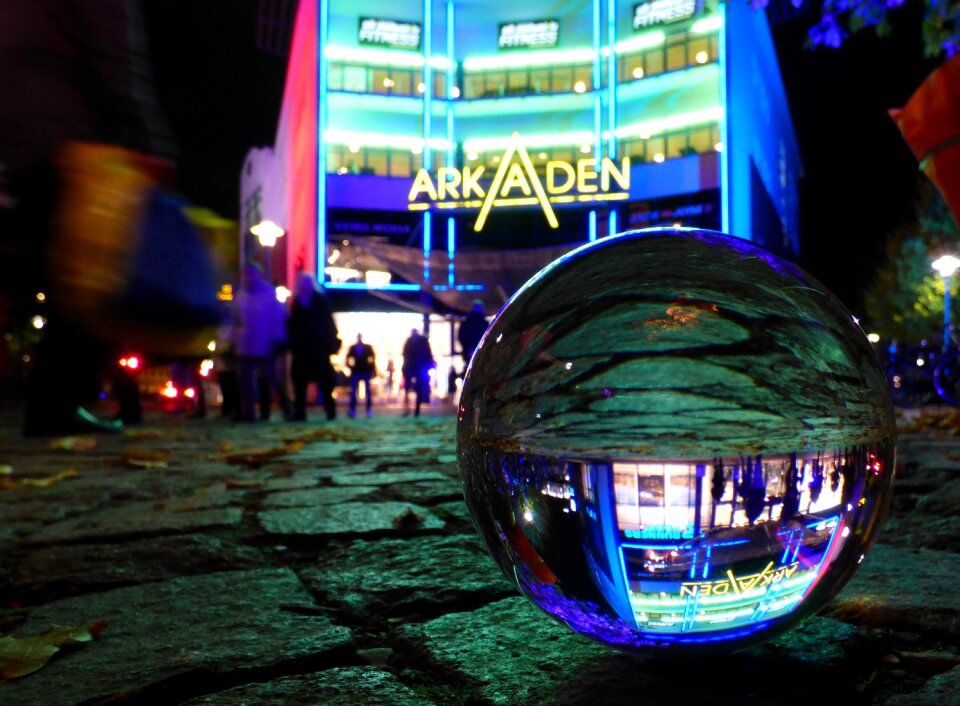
(222, 441, 306, 466)
(118, 448, 170, 469)
(0, 469, 79, 490)
(0, 620, 107, 679)
(50, 436, 98, 452)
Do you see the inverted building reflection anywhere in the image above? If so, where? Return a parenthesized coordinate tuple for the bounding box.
(472, 444, 890, 646)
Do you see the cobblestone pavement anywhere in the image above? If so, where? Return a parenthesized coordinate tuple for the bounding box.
(0, 403, 958, 705)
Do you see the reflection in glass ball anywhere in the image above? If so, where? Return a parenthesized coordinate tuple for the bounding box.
(457, 228, 895, 656)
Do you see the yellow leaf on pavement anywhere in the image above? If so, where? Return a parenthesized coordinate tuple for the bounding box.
(0, 469, 78, 490)
(0, 620, 107, 679)
(118, 448, 170, 469)
(50, 436, 98, 452)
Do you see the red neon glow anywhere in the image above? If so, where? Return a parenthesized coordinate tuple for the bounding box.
(275, 0, 317, 286)
(161, 382, 178, 399)
(184, 387, 197, 399)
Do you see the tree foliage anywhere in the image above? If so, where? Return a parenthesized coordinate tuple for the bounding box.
(864, 182, 960, 342)
(753, 0, 959, 58)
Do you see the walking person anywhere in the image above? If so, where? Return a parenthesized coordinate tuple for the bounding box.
(457, 299, 488, 373)
(287, 272, 339, 421)
(346, 333, 376, 418)
(402, 328, 435, 417)
(233, 262, 288, 421)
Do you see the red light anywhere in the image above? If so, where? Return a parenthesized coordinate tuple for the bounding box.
(160, 382, 178, 399)
(184, 387, 196, 399)
(126, 356, 141, 370)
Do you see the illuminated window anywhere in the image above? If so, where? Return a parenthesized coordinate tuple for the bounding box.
(508, 70, 528, 94)
(666, 40, 686, 71)
(531, 68, 549, 93)
(368, 150, 388, 176)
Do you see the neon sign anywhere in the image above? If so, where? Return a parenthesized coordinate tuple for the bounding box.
(498, 20, 560, 49)
(678, 561, 800, 597)
(407, 139, 630, 231)
(633, 0, 698, 29)
(358, 17, 422, 50)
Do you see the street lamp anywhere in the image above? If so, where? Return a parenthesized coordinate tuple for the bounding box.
(932, 254, 960, 351)
(250, 220, 285, 281)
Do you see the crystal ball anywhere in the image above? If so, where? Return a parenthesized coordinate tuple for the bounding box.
(457, 228, 895, 657)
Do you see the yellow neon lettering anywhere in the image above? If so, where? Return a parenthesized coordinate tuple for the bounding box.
(408, 169, 438, 201)
(500, 163, 533, 196)
(546, 161, 576, 194)
(438, 167, 461, 200)
(475, 143, 516, 231)
(602, 157, 631, 191)
(462, 166, 485, 199)
(577, 159, 599, 193)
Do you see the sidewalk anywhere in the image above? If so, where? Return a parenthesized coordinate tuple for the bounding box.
(0, 403, 958, 705)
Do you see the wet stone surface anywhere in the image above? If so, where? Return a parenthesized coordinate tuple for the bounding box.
(0, 408, 958, 704)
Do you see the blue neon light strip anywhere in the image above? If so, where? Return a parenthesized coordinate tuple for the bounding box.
(609, 209, 618, 238)
(589, 210, 597, 242)
(447, 216, 455, 287)
(718, 1, 730, 234)
(423, 210, 432, 283)
(326, 282, 422, 291)
(607, 0, 617, 160)
(317, 0, 329, 282)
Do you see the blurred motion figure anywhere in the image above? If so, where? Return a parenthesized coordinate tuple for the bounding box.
(0, 0, 179, 435)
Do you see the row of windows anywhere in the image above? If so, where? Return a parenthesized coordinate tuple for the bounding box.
(326, 124, 721, 178)
(326, 32, 718, 99)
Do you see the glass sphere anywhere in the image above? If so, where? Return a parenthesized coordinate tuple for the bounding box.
(457, 228, 895, 657)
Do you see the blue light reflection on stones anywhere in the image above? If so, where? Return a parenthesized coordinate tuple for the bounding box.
(457, 228, 896, 656)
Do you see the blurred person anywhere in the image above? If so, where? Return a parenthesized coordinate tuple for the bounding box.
(214, 300, 240, 419)
(287, 272, 339, 421)
(345, 333, 375, 418)
(0, 0, 180, 435)
(402, 328, 434, 417)
(232, 263, 288, 422)
(457, 299, 488, 372)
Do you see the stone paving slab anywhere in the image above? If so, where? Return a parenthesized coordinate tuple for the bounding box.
(258, 501, 445, 536)
(825, 543, 960, 636)
(302, 534, 515, 618)
(0, 568, 352, 706)
(9, 535, 266, 593)
(182, 666, 438, 705)
(25, 503, 245, 545)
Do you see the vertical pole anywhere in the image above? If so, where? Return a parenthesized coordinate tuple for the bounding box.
(945, 274, 952, 352)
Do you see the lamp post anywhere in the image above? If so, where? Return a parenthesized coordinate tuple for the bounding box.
(250, 220, 285, 282)
(932, 255, 960, 352)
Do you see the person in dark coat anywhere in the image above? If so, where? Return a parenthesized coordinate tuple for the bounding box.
(402, 328, 434, 417)
(287, 272, 339, 421)
(346, 333, 376, 418)
(457, 299, 488, 371)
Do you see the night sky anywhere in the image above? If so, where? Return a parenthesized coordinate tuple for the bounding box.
(143, 1, 944, 316)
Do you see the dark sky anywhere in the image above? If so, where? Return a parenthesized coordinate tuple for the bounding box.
(771, 4, 941, 314)
(143, 2, 943, 315)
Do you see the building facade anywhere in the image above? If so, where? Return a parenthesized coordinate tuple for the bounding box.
(241, 0, 801, 396)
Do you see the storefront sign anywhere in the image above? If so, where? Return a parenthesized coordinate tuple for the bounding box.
(632, 0, 697, 29)
(678, 561, 799, 597)
(358, 17, 422, 50)
(498, 20, 560, 49)
(407, 140, 630, 231)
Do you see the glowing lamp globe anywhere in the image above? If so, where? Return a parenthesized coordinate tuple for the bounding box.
(457, 228, 895, 656)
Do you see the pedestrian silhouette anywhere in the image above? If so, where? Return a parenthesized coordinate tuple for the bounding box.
(287, 272, 339, 421)
(402, 328, 434, 417)
(346, 333, 375, 418)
